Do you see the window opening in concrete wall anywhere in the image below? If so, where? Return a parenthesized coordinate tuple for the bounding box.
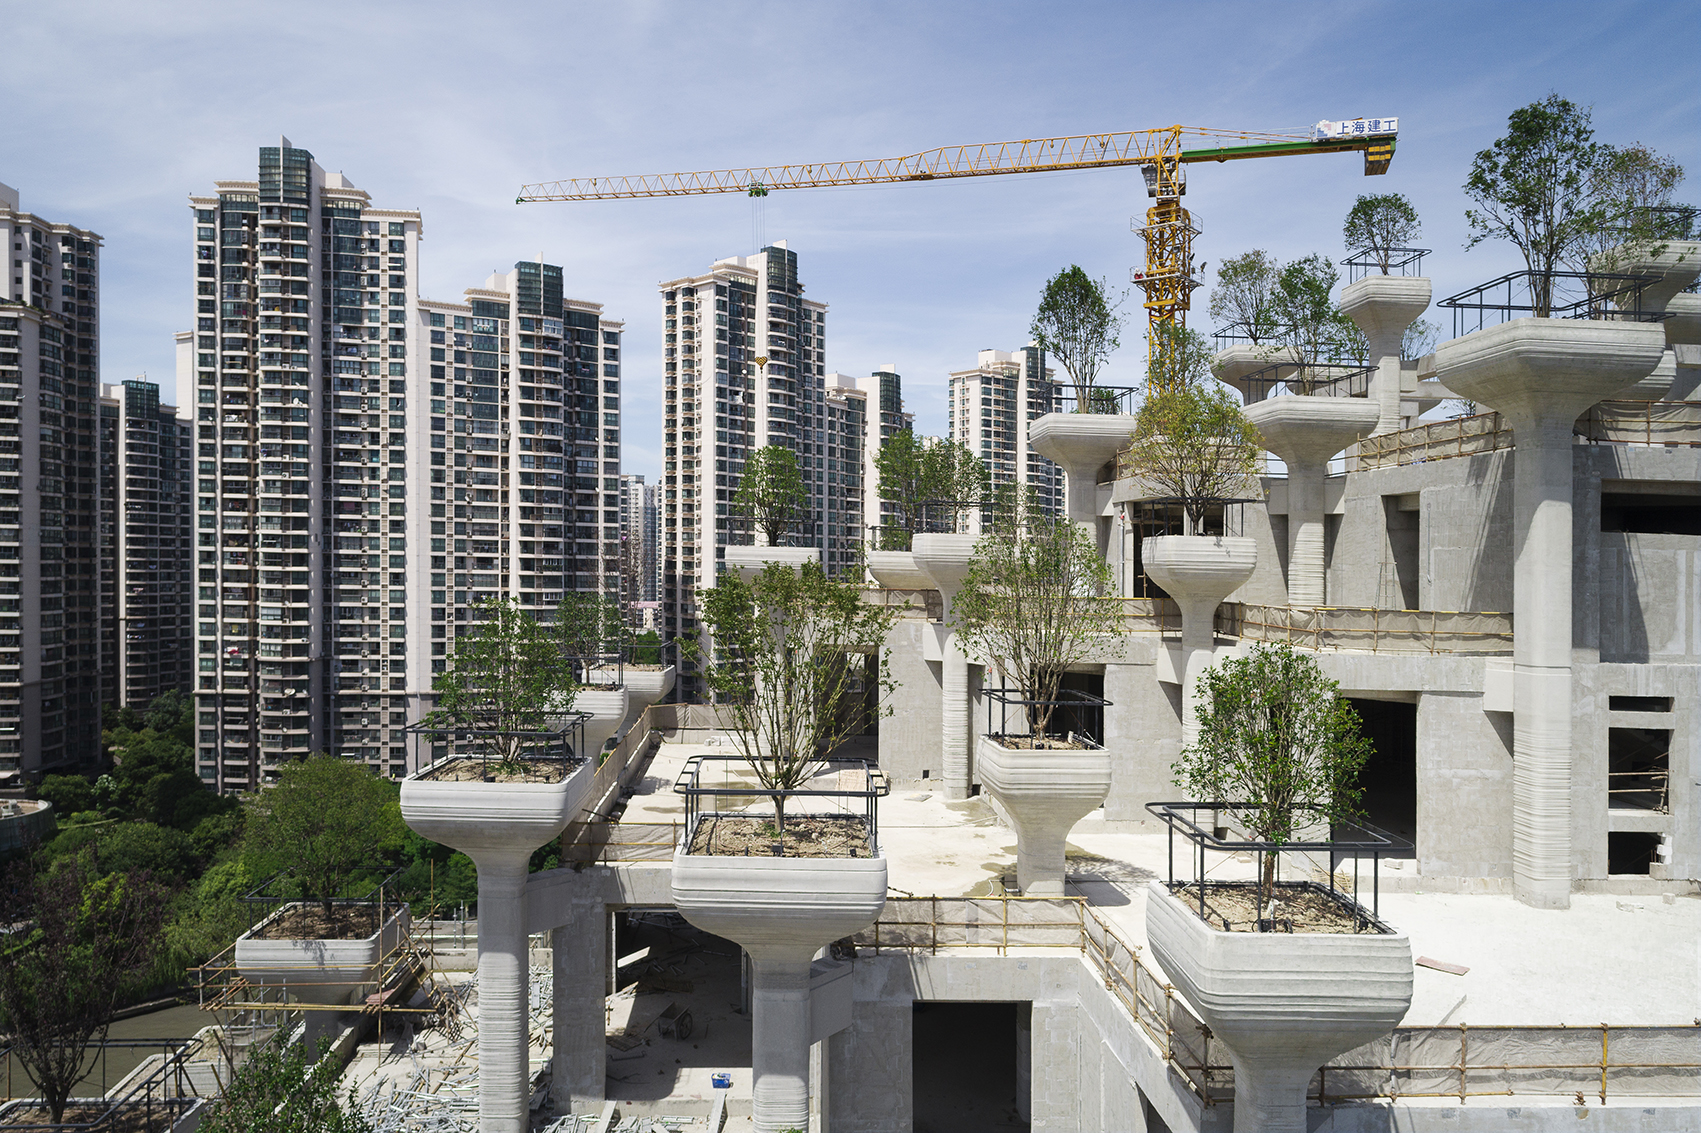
(1608, 695, 1672, 713)
(1600, 493, 1701, 535)
(1607, 727, 1670, 812)
(1607, 831, 1661, 875)
(1347, 698, 1416, 857)
(1379, 493, 1420, 610)
(912, 1001, 1029, 1132)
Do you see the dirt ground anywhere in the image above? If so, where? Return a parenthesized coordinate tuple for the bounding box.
(249, 903, 385, 940)
(1173, 882, 1376, 934)
(418, 755, 574, 783)
(687, 815, 871, 858)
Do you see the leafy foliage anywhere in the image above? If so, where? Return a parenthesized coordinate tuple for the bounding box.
(1122, 330, 1262, 534)
(1269, 254, 1361, 375)
(556, 592, 628, 681)
(1583, 142, 1690, 271)
(242, 754, 404, 915)
(952, 495, 1124, 739)
(733, 445, 808, 547)
(1342, 193, 1422, 272)
(197, 1031, 374, 1133)
(1031, 265, 1126, 408)
(1172, 645, 1372, 904)
(873, 430, 987, 549)
(1207, 250, 1282, 344)
(685, 561, 898, 829)
(427, 597, 578, 768)
(1464, 94, 1604, 315)
(0, 851, 170, 1123)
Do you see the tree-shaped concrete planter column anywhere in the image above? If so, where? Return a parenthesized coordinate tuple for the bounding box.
(864, 549, 934, 590)
(978, 736, 1111, 896)
(567, 685, 629, 758)
(400, 750, 596, 1133)
(1242, 397, 1377, 606)
(1339, 274, 1431, 436)
(911, 533, 979, 801)
(234, 901, 410, 1050)
(1029, 411, 1140, 555)
(1434, 317, 1665, 908)
(590, 663, 676, 741)
(1142, 535, 1256, 742)
(672, 755, 888, 1133)
(724, 544, 821, 582)
(1146, 880, 1412, 1133)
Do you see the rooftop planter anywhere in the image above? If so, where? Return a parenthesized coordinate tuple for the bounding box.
(724, 544, 820, 581)
(977, 722, 1111, 897)
(1144, 801, 1413, 1133)
(234, 899, 410, 1048)
(865, 549, 934, 591)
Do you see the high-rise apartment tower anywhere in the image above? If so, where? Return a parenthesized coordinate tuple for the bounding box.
(946, 345, 1062, 525)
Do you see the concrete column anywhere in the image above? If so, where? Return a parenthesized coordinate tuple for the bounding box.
(749, 955, 813, 1131)
(1435, 319, 1664, 909)
(913, 534, 979, 801)
(1244, 397, 1379, 606)
(1028, 412, 1138, 561)
(552, 900, 608, 1114)
(475, 854, 532, 1133)
(1340, 276, 1432, 437)
(1141, 536, 1256, 744)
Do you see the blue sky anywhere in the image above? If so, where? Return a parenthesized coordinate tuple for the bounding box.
(3, 1, 1697, 481)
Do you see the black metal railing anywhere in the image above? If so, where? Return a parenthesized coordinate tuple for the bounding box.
(403, 715, 590, 780)
(237, 865, 407, 940)
(0, 1036, 208, 1132)
(1437, 270, 1666, 337)
(1237, 360, 1374, 402)
(1210, 321, 1293, 351)
(1146, 801, 1411, 931)
(1343, 246, 1430, 284)
(674, 753, 889, 857)
(1051, 384, 1141, 415)
(1609, 203, 1698, 242)
(982, 684, 1111, 748)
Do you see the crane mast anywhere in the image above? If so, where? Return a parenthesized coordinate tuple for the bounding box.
(518, 120, 1397, 387)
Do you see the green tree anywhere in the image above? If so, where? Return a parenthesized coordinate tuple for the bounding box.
(1207, 250, 1282, 344)
(0, 851, 170, 1123)
(1582, 142, 1689, 271)
(196, 1031, 374, 1133)
(555, 592, 627, 681)
(1122, 330, 1262, 535)
(686, 561, 898, 832)
(1269, 253, 1358, 377)
(874, 431, 986, 549)
(1031, 265, 1126, 409)
(36, 775, 95, 818)
(1145, 319, 1220, 394)
(1403, 317, 1441, 361)
(952, 495, 1124, 740)
(242, 754, 404, 921)
(1464, 94, 1604, 315)
(428, 597, 577, 768)
(1172, 644, 1372, 907)
(733, 445, 808, 547)
(1342, 193, 1422, 272)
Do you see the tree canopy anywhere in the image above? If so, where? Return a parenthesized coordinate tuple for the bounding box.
(1122, 329, 1262, 534)
(427, 597, 577, 767)
(1031, 265, 1126, 409)
(0, 851, 170, 1123)
(242, 754, 404, 917)
(733, 444, 808, 547)
(1342, 193, 1422, 272)
(873, 431, 986, 548)
(952, 494, 1123, 739)
(197, 1030, 375, 1133)
(1206, 250, 1282, 344)
(1172, 645, 1372, 905)
(686, 561, 897, 829)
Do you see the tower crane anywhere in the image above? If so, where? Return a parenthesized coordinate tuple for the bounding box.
(517, 119, 1398, 386)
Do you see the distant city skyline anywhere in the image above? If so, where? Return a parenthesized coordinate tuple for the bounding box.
(2, 3, 1697, 485)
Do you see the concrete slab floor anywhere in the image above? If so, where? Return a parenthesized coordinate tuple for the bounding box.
(628, 741, 1699, 1027)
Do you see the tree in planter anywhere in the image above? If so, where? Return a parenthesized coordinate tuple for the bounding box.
(555, 592, 627, 682)
(952, 493, 1124, 742)
(1342, 193, 1422, 273)
(1172, 644, 1373, 907)
(1207, 250, 1282, 345)
(687, 561, 898, 833)
(1464, 94, 1605, 316)
(198, 1030, 374, 1133)
(243, 754, 405, 924)
(1031, 265, 1127, 409)
(1578, 142, 1689, 273)
(874, 430, 987, 549)
(0, 851, 170, 1124)
(1123, 327, 1263, 535)
(426, 597, 577, 769)
(733, 444, 808, 547)
(1269, 254, 1361, 379)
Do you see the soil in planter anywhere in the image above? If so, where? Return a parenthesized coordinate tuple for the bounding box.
(689, 815, 872, 858)
(987, 733, 1096, 750)
(251, 903, 387, 941)
(0, 1103, 188, 1131)
(1174, 883, 1376, 934)
(419, 756, 572, 783)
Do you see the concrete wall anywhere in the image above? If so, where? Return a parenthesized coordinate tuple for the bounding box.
(878, 618, 941, 786)
(1102, 643, 1182, 822)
